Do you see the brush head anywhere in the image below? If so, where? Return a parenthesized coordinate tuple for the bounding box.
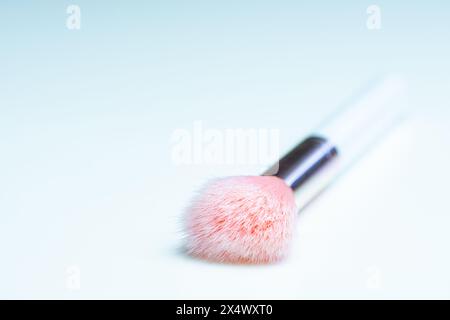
(184, 176, 297, 264)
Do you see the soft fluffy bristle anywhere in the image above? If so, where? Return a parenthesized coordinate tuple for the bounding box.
(184, 176, 297, 264)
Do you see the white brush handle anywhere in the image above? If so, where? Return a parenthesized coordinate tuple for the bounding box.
(266, 75, 408, 210)
(315, 75, 407, 171)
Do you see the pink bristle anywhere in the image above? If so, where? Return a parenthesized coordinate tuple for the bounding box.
(184, 176, 297, 264)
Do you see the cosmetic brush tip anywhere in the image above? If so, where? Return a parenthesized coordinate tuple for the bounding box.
(183, 176, 297, 264)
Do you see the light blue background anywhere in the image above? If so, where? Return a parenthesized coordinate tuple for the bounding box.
(1, 1, 450, 298)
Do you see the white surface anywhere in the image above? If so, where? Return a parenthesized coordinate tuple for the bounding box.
(2, 84, 450, 299)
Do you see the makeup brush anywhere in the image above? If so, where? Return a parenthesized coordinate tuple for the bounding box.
(184, 76, 407, 264)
